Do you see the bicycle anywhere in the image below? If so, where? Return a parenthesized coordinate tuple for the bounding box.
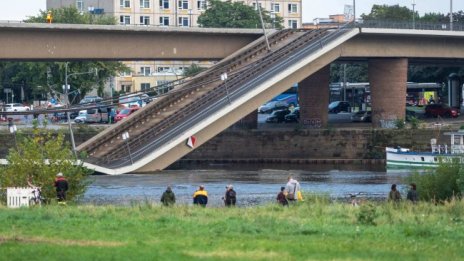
(29, 187, 46, 206)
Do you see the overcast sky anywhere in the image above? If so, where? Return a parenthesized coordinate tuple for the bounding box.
(0, 0, 463, 23)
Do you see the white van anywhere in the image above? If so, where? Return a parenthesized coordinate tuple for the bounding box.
(86, 107, 110, 123)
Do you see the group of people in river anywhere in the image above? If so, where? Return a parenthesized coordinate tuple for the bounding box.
(160, 176, 303, 207)
(388, 183, 419, 203)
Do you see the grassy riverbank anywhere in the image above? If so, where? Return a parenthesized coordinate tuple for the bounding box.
(1, 199, 463, 261)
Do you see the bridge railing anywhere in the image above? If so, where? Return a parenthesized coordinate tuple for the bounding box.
(91, 26, 357, 169)
(359, 20, 464, 32)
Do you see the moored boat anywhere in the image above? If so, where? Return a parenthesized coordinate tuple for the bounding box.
(386, 131, 464, 169)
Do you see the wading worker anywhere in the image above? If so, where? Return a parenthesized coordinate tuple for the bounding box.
(193, 185, 208, 207)
(54, 172, 69, 202)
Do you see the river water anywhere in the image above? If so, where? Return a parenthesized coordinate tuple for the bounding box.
(80, 163, 411, 207)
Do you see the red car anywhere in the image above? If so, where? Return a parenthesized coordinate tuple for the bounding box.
(115, 107, 139, 122)
(425, 104, 460, 118)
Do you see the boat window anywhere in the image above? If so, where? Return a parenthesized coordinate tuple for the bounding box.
(421, 157, 425, 162)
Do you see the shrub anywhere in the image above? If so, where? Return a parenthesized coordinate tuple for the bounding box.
(0, 120, 93, 203)
(405, 160, 463, 202)
(357, 203, 377, 225)
(409, 117, 421, 129)
(395, 119, 405, 129)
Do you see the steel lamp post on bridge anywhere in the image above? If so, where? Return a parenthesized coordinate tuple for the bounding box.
(64, 62, 98, 158)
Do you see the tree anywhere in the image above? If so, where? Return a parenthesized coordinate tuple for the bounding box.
(361, 4, 413, 21)
(183, 64, 206, 77)
(198, 0, 283, 29)
(0, 7, 128, 103)
(0, 120, 92, 202)
(330, 63, 368, 83)
(25, 6, 116, 25)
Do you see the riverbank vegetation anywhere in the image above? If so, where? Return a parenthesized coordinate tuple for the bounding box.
(0, 198, 463, 260)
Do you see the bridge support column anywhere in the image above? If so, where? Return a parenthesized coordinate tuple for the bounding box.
(369, 58, 408, 127)
(299, 65, 330, 128)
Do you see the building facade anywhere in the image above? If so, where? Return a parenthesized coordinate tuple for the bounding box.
(47, 0, 302, 94)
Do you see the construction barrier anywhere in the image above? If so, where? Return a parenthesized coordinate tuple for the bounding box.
(6, 187, 35, 208)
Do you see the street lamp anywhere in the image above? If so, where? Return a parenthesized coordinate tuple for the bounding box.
(64, 62, 98, 158)
(255, 0, 270, 51)
(122, 131, 134, 164)
(352, 0, 356, 23)
(412, 0, 416, 29)
(221, 72, 231, 104)
(450, 0, 454, 31)
(8, 119, 18, 151)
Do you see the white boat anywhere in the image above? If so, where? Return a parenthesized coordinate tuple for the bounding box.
(386, 131, 464, 169)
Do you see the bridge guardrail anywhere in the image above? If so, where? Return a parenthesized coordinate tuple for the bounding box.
(94, 26, 356, 169)
(359, 20, 464, 32)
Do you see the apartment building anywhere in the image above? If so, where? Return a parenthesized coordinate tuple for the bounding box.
(47, 0, 302, 94)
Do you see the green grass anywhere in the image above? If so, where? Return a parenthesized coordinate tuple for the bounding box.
(0, 199, 463, 261)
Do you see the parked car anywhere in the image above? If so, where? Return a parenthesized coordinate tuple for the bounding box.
(74, 110, 87, 123)
(4, 103, 30, 112)
(425, 104, 460, 118)
(328, 101, 350, 113)
(80, 96, 103, 105)
(119, 93, 150, 108)
(351, 110, 371, 122)
(86, 107, 111, 123)
(115, 107, 139, 122)
(284, 107, 300, 123)
(258, 100, 289, 114)
(265, 109, 290, 123)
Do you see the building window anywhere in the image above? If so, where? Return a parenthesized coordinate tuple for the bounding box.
(122, 84, 132, 93)
(140, 16, 150, 25)
(197, 0, 207, 10)
(76, 0, 84, 11)
(120, 15, 131, 25)
(178, 17, 189, 27)
(140, 66, 151, 76)
(159, 0, 169, 9)
(140, 0, 150, 8)
(141, 83, 151, 91)
(288, 19, 298, 29)
(157, 66, 171, 72)
(288, 4, 298, 13)
(271, 3, 280, 13)
(119, 71, 132, 77)
(159, 16, 169, 26)
(178, 0, 189, 10)
(120, 0, 131, 8)
(252, 2, 262, 10)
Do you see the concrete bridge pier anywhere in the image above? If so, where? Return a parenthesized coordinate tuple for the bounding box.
(369, 58, 408, 127)
(299, 65, 330, 128)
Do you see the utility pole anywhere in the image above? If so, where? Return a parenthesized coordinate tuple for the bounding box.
(412, 0, 416, 29)
(255, 0, 270, 51)
(352, 0, 356, 23)
(64, 63, 77, 159)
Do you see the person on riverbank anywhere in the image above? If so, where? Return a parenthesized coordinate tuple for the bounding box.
(193, 185, 208, 207)
(223, 185, 237, 207)
(407, 183, 418, 204)
(276, 186, 288, 206)
(160, 186, 176, 206)
(54, 172, 68, 203)
(285, 176, 301, 202)
(388, 184, 401, 203)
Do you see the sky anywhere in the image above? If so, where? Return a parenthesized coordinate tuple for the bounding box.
(0, 0, 464, 23)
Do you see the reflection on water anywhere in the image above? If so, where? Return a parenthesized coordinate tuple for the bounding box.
(81, 163, 411, 206)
